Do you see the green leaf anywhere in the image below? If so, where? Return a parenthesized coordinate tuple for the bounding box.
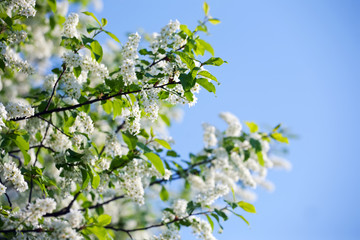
(144, 152, 165, 176)
(87, 226, 110, 240)
(229, 209, 250, 226)
(97, 214, 111, 226)
(14, 136, 29, 151)
(238, 201, 256, 213)
(101, 18, 108, 27)
(122, 132, 137, 150)
(202, 57, 224, 66)
(256, 151, 265, 167)
(245, 122, 259, 133)
(180, 24, 192, 36)
(102, 100, 112, 114)
(154, 139, 171, 150)
(197, 71, 218, 82)
(206, 215, 214, 232)
(203, 2, 210, 16)
(92, 172, 100, 189)
(272, 123, 281, 132)
(166, 150, 179, 157)
(90, 40, 103, 62)
(214, 208, 228, 221)
(184, 91, 194, 102)
(196, 39, 214, 56)
(110, 156, 131, 170)
(197, 78, 216, 94)
(179, 73, 196, 92)
(160, 186, 169, 201)
(175, 52, 195, 70)
(249, 138, 262, 152)
(89, 166, 100, 189)
(104, 30, 121, 43)
(82, 11, 101, 26)
(81, 168, 90, 190)
(209, 18, 221, 25)
(270, 132, 289, 144)
(21, 150, 31, 166)
(112, 99, 122, 119)
(160, 114, 171, 126)
(47, 0, 57, 13)
(74, 66, 82, 78)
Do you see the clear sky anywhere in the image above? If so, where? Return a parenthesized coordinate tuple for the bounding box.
(96, 0, 360, 239)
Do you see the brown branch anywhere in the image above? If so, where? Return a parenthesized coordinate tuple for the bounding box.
(9, 144, 55, 154)
(28, 121, 51, 203)
(37, 116, 72, 137)
(0, 178, 12, 209)
(44, 191, 81, 217)
(44, 65, 66, 111)
(10, 82, 180, 122)
(105, 206, 228, 233)
(99, 121, 125, 157)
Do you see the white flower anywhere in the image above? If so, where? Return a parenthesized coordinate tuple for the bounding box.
(65, 209, 84, 228)
(120, 33, 140, 85)
(0, 102, 8, 130)
(2, 161, 28, 192)
(190, 216, 217, 240)
(0, 182, 6, 196)
(219, 112, 242, 137)
(173, 199, 188, 218)
(63, 13, 79, 38)
(6, 101, 34, 119)
(43, 74, 58, 94)
(69, 111, 94, 135)
(202, 123, 217, 148)
(8, 0, 37, 17)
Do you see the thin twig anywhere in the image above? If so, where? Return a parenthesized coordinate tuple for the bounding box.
(105, 206, 228, 233)
(9, 145, 55, 154)
(37, 116, 71, 137)
(28, 121, 51, 203)
(44, 65, 66, 111)
(0, 178, 12, 209)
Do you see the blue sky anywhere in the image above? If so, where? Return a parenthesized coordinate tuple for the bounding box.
(96, 0, 360, 239)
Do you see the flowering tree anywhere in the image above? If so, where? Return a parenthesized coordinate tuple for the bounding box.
(0, 0, 291, 239)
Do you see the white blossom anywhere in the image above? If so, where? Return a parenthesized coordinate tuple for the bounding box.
(2, 161, 28, 192)
(190, 216, 217, 240)
(202, 123, 217, 148)
(63, 13, 79, 38)
(8, 0, 37, 17)
(0, 102, 8, 130)
(0, 182, 6, 196)
(120, 32, 140, 85)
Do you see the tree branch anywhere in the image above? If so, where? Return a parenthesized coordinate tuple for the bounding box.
(37, 116, 72, 137)
(10, 82, 180, 122)
(28, 121, 51, 203)
(44, 65, 66, 111)
(105, 206, 228, 233)
(44, 191, 81, 217)
(0, 178, 12, 209)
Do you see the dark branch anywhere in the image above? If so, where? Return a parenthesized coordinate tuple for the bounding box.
(44, 65, 66, 111)
(105, 206, 228, 233)
(10, 82, 180, 122)
(44, 191, 81, 217)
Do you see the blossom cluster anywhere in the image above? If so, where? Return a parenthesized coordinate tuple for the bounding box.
(1, 161, 28, 192)
(1, 46, 34, 75)
(6, 0, 37, 17)
(12, 198, 56, 227)
(6, 101, 34, 119)
(119, 33, 141, 85)
(63, 13, 79, 38)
